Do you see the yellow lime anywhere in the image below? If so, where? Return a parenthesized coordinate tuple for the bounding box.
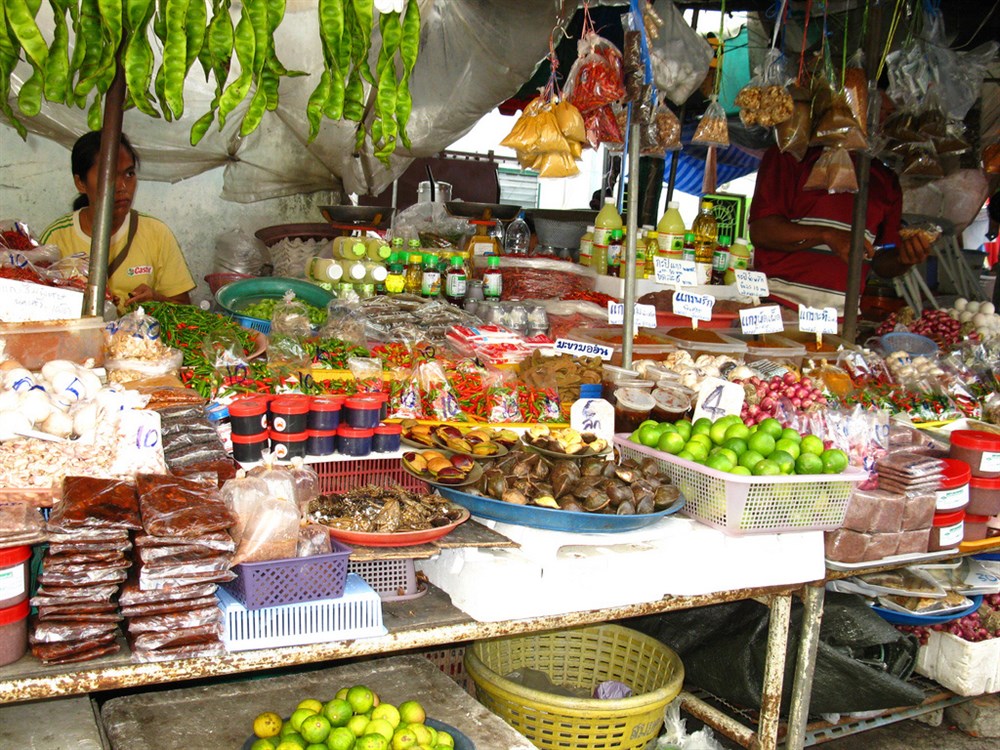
(254, 712, 284, 739)
(347, 714, 371, 738)
(397, 701, 425, 726)
(251, 740, 278, 750)
(298, 699, 325, 715)
(356, 734, 389, 750)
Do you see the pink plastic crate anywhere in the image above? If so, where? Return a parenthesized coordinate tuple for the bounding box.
(312, 457, 429, 494)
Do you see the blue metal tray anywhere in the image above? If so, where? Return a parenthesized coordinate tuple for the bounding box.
(436, 486, 685, 533)
(872, 595, 982, 626)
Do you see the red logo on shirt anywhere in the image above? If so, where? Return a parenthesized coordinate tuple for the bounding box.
(126, 265, 153, 277)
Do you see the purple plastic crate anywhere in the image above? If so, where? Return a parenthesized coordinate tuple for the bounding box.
(220, 538, 352, 610)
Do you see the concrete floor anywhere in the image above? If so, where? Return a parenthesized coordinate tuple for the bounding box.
(814, 717, 998, 749)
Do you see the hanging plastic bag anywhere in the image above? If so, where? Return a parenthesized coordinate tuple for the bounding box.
(584, 104, 624, 148)
(692, 97, 729, 147)
(553, 99, 587, 144)
(804, 148, 858, 194)
(735, 49, 793, 128)
(811, 80, 867, 151)
(900, 142, 944, 181)
(842, 55, 869, 137)
(564, 31, 626, 114)
(212, 229, 271, 276)
(775, 84, 813, 161)
(648, 0, 714, 106)
(656, 103, 682, 151)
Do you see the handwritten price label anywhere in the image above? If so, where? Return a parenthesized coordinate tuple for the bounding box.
(554, 338, 613, 360)
(653, 257, 698, 287)
(692, 377, 745, 424)
(739, 305, 784, 335)
(735, 269, 769, 298)
(635, 303, 658, 329)
(672, 290, 716, 322)
(798, 305, 838, 334)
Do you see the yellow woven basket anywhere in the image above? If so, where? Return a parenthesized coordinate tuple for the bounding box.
(464, 624, 684, 750)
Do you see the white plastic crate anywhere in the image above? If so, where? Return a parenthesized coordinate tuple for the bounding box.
(616, 436, 866, 535)
(348, 558, 424, 601)
(915, 630, 1000, 696)
(218, 573, 386, 652)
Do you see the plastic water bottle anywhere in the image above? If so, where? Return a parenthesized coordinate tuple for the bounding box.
(504, 212, 530, 256)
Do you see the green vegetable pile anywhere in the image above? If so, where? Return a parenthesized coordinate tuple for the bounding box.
(2, 0, 421, 158)
(240, 298, 327, 326)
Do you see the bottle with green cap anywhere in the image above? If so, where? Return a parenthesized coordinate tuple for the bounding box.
(483, 255, 502, 300)
(364, 238, 392, 263)
(421, 253, 441, 298)
(444, 255, 467, 305)
(385, 252, 406, 294)
(334, 237, 367, 261)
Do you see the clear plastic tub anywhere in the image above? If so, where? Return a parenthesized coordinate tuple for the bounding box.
(0, 317, 106, 369)
(661, 327, 748, 361)
(721, 331, 807, 368)
(570, 326, 678, 367)
(779, 329, 857, 355)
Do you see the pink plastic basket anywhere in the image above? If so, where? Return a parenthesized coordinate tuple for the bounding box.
(616, 436, 866, 535)
(220, 539, 352, 610)
(312, 456, 429, 494)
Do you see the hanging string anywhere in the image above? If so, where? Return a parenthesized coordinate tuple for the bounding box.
(771, 0, 789, 51)
(713, 0, 727, 97)
(840, 10, 849, 90)
(876, 0, 907, 80)
(797, 0, 814, 84)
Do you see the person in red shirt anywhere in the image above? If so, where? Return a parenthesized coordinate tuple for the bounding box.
(748, 146, 932, 314)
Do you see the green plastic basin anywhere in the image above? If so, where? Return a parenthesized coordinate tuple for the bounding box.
(215, 277, 334, 317)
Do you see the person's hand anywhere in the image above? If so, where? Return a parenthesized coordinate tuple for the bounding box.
(898, 232, 933, 266)
(824, 227, 874, 264)
(125, 284, 157, 307)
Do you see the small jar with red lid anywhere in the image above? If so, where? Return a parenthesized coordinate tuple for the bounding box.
(964, 514, 990, 542)
(0, 599, 28, 667)
(309, 395, 344, 431)
(968, 475, 1000, 516)
(343, 396, 382, 429)
(949, 429, 1000, 478)
(372, 423, 402, 453)
(336, 425, 374, 456)
(373, 391, 390, 421)
(229, 396, 269, 436)
(928, 509, 965, 551)
(270, 429, 308, 460)
(0, 546, 30, 609)
(232, 432, 269, 463)
(269, 394, 310, 434)
(307, 429, 337, 456)
(935, 458, 970, 512)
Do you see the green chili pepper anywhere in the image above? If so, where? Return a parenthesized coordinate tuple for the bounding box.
(161, 0, 192, 118)
(6, 0, 48, 70)
(42, 0, 70, 104)
(351, 0, 374, 84)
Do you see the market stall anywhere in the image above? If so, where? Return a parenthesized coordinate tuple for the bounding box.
(1, 1, 999, 750)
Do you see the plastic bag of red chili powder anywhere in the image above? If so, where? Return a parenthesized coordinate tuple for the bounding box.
(565, 32, 626, 115)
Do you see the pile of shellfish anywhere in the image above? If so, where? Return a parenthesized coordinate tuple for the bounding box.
(402, 450, 477, 484)
(402, 420, 516, 456)
(307, 485, 463, 533)
(522, 425, 609, 456)
(477, 451, 681, 514)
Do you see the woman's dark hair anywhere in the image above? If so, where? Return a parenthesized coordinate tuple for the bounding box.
(71, 131, 139, 211)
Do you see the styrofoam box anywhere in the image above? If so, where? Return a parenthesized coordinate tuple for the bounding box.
(915, 630, 1000, 696)
(419, 515, 825, 622)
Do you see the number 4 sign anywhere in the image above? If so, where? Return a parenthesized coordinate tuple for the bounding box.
(692, 377, 745, 424)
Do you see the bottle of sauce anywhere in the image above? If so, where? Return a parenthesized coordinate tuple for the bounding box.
(341, 258, 367, 286)
(570, 383, 615, 451)
(482, 255, 502, 300)
(385, 252, 405, 294)
(710, 235, 731, 285)
(364, 261, 388, 295)
(578, 225, 594, 267)
(692, 200, 718, 285)
(465, 220, 502, 260)
(364, 238, 391, 263)
(421, 253, 441, 298)
(306, 257, 344, 284)
(593, 197, 621, 274)
(334, 237, 367, 261)
(656, 200, 687, 258)
(724, 238, 752, 285)
(404, 253, 423, 295)
(681, 232, 697, 264)
(607, 228, 624, 277)
(444, 255, 467, 305)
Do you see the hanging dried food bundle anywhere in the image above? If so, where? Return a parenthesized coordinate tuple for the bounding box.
(692, 96, 729, 147)
(775, 85, 813, 161)
(735, 50, 794, 128)
(804, 147, 859, 194)
(500, 96, 588, 178)
(564, 28, 627, 148)
(810, 77, 868, 151)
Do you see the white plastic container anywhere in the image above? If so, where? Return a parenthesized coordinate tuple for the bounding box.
(916, 630, 1000, 696)
(571, 383, 615, 449)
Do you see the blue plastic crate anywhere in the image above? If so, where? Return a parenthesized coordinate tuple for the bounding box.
(228, 313, 272, 335)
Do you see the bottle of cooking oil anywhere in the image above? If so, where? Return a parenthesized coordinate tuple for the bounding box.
(465, 220, 502, 261)
(364, 237, 391, 262)
(643, 226, 658, 279)
(593, 198, 621, 275)
(692, 200, 718, 285)
(421, 253, 442, 299)
(404, 252, 423, 295)
(333, 236, 367, 261)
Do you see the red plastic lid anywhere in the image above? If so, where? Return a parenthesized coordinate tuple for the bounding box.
(932, 509, 966, 526)
(374, 423, 402, 435)
(231, 432, 268, 444)
(269, 395, 311, 415)
(337, 425, 375, 438)
(345, 396, 381, 410)
(951, 430, 1000, 451)
(965, 514, 990, 523)
(228, 397, 268, 417)
(939, 458, 972, 489)
(970, 474, 1000, 490)
(0, 599, 28, 626)
(269, 430, 308, 441)
(371, 391, 389, 403)
(307, 429, 338, 438)
(310, 396, 345, 412)
(0, 546, 30, 567)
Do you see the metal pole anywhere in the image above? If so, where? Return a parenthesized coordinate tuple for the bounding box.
(82, 47, 127, 317)
(785, 585, 826, 750)
(622, 118, 642, 369)
(841, 4, 883, 342)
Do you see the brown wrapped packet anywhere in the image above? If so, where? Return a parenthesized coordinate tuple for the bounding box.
(50, 476, 141, 531)
(33, 641, 121, 665)
(120, 595, 219, 619)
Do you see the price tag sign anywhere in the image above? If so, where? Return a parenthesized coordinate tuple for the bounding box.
(735, 269, 769, 299)
(798, 305, 838, 334)
(653, 257, 698, 287)
(554, 338, 613, 360)
(607, 301, 625, 325)
(635, 303, 658, 329)
(739, 305, 785, 335)
(693, 377, 745, 424)
(672, 290, 715, 322)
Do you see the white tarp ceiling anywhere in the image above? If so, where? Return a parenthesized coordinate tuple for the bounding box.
(7, 0, 591, 202)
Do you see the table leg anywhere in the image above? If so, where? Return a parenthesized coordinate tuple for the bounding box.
(785, 585, 825, 750)
(756, 593, 792, 750)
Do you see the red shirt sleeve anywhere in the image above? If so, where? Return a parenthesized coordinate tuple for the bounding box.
(749, 147, 801, 224)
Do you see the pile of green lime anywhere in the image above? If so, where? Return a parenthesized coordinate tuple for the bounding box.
(250, 684, 454, 750)
(630, 415, 849, 476)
